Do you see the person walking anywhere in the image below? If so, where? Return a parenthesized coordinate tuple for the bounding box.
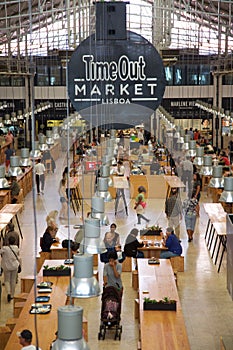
(58, 178, 68, 219)
(183, 197, 199, 242)
(0, 236, 21, 302)
(35, 158, 46, 195)
(103, 251, 123, 294)
(4, 144, 15, 172)
(114, 160, 128, 216)
(134, 186, 150, 225)
(181, 155, 193, 198)
(165, 188, 182, 239)
(4, 222, 20, 247)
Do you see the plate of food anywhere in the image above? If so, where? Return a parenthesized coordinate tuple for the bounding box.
(64, 259, 74, 265)
(30, 304, 52, 314)
(38, 288, 52, 293)
(37, 281, 53, 288)
(35, 296, 50, 303)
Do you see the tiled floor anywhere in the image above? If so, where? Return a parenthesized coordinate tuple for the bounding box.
(0, 150, 233, 350)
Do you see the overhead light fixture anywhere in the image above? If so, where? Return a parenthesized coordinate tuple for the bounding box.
(39, 134, 49, 151)
(100, 164, 113, 187)
(209, 166, 224, 188)
(193, 147, 204, 166)
(51, 305, 90, 350)
(8, 156, 23, 176)
(80, 217, 107, 254)
(30, 141, 42, 158)
(182, 134, 191, 150)
(67, 253, 101, 298)
(0, 117, 4, 128)
(0, 165, 9, 189)
(52, 126, 60, 140)
(219, 177, 233, 203)
(200, 155, 213, 176)
(4, 114, 12, 125)
(96, 177, 112, 202)
(91, 196, 109, 225)
(46, 130, 54, 145)
(187, 140, 196, 157)
(19, 148, 32, 167)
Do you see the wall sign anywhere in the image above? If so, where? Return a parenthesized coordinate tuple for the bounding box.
(68, 31, 166, 126)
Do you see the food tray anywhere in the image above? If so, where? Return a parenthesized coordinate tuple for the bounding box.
(35, 296, 50, 303)
(37, 281, 53, 288)
(30, 304, 52, 314)
(38, 288, 52, 293)
(148, 259, 160, 265)
(64, 259, 74, 265)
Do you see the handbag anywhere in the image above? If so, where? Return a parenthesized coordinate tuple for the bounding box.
(9, 246, 21, 273)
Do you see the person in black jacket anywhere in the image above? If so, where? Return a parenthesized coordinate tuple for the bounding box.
(41, 226, 59, 252)
(124, 228, 144, 258)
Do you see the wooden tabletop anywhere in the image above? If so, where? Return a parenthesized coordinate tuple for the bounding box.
(5, 260, 74, 350)
(113, 176, 129, 189)
(0, 204, 23, 215)
(138, 259, 190, 350)
(0, 213, 14, 223)
(203, 203, 226, 223)
(212, 222, 226, 236)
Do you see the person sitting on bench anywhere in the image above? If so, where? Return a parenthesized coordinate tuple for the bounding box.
(160, 227, 182, 259)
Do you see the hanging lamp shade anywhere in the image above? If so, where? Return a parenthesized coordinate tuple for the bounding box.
(80, 217, 107, 254)
(51, 305, 90, 350)
(67, 254, 101, 298)
(200, 155, 213, 176)
(102, 155, 112, 166)
(100, 164, 113, 187)
(0, 165, 9, 188)
(4, 114, 12, 125)
(30, 141, 41, 158)
(187, 140, 196, 157)
(0, 117, 4, 127)
(209, 166, 224, 188)
(219, 177, 233, 203)
(193, 147, 204, 166)
(46, 130, 54, 145)
(182, 134, 191, 150)
(96, 177, 112, 202)
(91, 196, 109, 225)
(52, 126, 60, 140)
(19, 148, 32, 167)
(8, 156, 23, 176)
(39, 135, 48, 151)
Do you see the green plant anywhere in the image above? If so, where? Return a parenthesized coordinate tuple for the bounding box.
(144, 297, 176, 304)
(43, 265, 69, 271)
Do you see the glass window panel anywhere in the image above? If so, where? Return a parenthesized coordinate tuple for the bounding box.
(199, 65, 210, 85)
(50, 66, 61, 86)
(0, 75, 10, 86)
(165, 66, 173, 85)
(11, 76, 25, 86)
(174, 66, 185, 85)
(187, 65, 198, 85)
(36, 65, 49, 86)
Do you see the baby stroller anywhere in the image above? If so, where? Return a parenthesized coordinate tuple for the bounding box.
(98, 286, 123, 340)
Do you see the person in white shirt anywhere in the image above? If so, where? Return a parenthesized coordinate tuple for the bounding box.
(114, 160, 128, 216)
(34, 158, 46, 195)
(17, 329, 41, 350)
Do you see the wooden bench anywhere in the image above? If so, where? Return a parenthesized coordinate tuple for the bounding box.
(13, 293, 29, 308)
(170, 256, 184, 272)
(14, 302, 25, 318)
(132, 270, 139, 290)
(20, 276, 35, 293)
(122, 256, 132, 272)
(0, 326, 11, 350)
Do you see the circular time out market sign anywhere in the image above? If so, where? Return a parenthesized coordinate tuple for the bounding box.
(68, 31, 166, 126)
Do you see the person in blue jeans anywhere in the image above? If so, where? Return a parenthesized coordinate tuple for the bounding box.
(160, 227, 182, 259)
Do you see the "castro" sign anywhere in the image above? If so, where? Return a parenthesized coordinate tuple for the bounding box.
(68, 31, 166, 126)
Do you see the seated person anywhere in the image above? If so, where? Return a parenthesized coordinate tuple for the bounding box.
(100, 231, 125, 263)
(103, 251, 123, 293)
(150, 159, 160, 175)
(124, 228, 144, 258)
(160, 227, 182, 259)
(41, 226, 59, 252)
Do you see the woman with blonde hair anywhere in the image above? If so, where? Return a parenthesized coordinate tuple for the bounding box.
(46, 210, 58, 229)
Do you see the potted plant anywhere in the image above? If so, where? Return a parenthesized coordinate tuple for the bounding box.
(43, 264, 71, 276)
(143, 297, 177, 311)
(140, 225, 162, 236)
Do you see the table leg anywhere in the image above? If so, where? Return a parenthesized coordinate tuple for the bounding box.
(211, 234, 218, 259)
(207, 224, 214, 249)
(15, 214, 23, 240)
(217, 237, 227, 273)
(205, 219, 210, 240)
(208, 227, 216, 251)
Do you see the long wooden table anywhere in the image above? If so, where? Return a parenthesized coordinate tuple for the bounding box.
(138, 259, 190, 350)
(5, 260, 74, 350)
(0, 203, 23, 239)
(164, 175, 185, 198)
(138, 235, 167, 258)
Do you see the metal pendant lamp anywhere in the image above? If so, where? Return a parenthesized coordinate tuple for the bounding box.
(8, 156, 23, 176)
(200, 155, 213, 176)
(187, 140, 196, 157)
(91, 196, 109, 225)
(46, 130, 54, 145)
(0, 165, 9, 188)
(52, 126, 60, 140)
(182, 134, 191, 150)
(193, 147, 204, 166)
(96, 177, 112, 202)
(4, 114, 12, 125)
(219, 177, 233, 203)
(51, 305, 90, 350)
(80, 217, 107, 254)
(19, 148, 32, 167)
(209, 166, 224, 188)
(0, 117, 4, 127)
(100, 164, 113, 187)
(67, 253, 101, 298)
(39, 135, 48, 151)
(30, 141, 42, 158)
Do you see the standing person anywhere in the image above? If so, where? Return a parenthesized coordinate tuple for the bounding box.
(4, 144, 15, 172)
(124, 228, 144, 259)
(10, 175, 21, 203)
(134, 186, 150, 225)
(58, 178, 68, 219)
(0, 236, 20, 302)
(114, 160, 128, 216)
(181, 156, 193, 198)
(137, 128, 144, 144)
(160, 227, 182, 258)
(165, 188, 182, 239)
(183, 197, 199, 242)
(103, 251, 123, 293)
(35, 158, 46, 195)
(5, 130, 14, 145)
(17, 329, 41, 350)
